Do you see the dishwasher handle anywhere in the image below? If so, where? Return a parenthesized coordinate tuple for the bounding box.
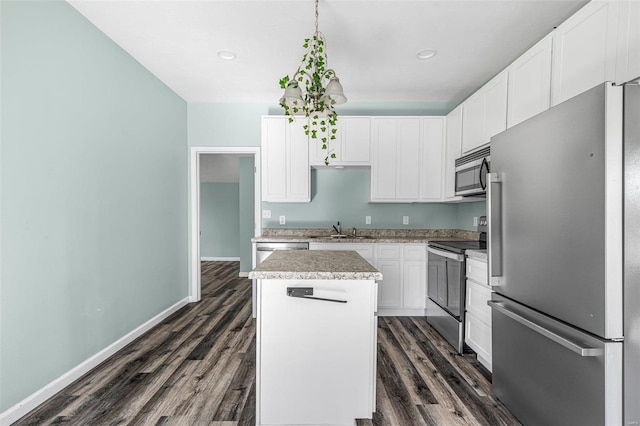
(287, 287, 347, 304)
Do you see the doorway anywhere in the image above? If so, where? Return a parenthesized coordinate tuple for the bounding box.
(189, 147, 261, 302)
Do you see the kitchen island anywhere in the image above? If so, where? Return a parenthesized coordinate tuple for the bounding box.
(249, 250, 382, 426)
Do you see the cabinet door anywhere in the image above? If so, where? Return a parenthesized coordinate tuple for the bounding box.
(444, 105, 463, 199)
(341, 117, 371, 164)
(507, 35, 552, 127)
(396, 119, 421, 200)
(371, 119, 398, 200)
(403, 261, 426, 308)
(261, 118, 287, 201)
(616, 0, 640, 84)
(309, 121, 342, 166)
(461, 91, 485, 153)
(376, 260, 402, 307)
(483, 71, 508, 142)
(419, 117, 444, 201)
(551, 1, 619, 105)
(287, 119, 310, 201)
(465, 311, 492, 371)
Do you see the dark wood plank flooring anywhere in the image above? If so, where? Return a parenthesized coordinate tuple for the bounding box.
(14, 261, 520, 426)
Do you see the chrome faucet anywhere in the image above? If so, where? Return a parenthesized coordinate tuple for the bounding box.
(332, 221, 342, 235)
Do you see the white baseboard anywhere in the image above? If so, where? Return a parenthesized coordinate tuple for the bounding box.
(239, 272, 249, 278)
(200, 257, 240, 261)
(0, 297, 190, 426)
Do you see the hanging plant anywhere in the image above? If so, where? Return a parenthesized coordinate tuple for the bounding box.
(278, 1, 347, 166)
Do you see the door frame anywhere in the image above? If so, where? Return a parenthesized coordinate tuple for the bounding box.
(189, 146, 261, 302)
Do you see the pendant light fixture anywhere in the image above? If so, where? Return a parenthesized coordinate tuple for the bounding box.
(279, 0, 346, 165)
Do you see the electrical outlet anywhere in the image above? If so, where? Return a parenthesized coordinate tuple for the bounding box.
(365, 216, 371, 225)
(473, 216, 478, 227)
(403, 216, 409, 225)
(263, 209, 271, 219)
(279, 215, 286, 225)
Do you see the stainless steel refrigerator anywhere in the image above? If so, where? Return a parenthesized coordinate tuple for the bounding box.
(487, 82, 640, 426)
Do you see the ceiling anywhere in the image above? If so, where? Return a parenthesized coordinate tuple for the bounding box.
(67, 0, 587, 107)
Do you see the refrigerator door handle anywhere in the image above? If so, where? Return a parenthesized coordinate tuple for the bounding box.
(487, 173, 503, 285)
(488, 300, 603, 357)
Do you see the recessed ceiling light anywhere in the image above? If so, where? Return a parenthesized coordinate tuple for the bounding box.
(217, 50, 237, 61)
(416, 49, 437, 60)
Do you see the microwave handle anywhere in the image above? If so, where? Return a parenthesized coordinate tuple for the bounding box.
(479, 158, 489, 190)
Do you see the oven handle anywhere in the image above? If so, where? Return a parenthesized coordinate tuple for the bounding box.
(427, 246, 465, 262)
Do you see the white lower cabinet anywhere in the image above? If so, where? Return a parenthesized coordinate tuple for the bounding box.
(310, 242, 427, 315)
(464, 257, 492, 371)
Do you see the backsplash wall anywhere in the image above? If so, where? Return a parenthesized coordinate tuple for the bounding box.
(262, 168, 478, 230)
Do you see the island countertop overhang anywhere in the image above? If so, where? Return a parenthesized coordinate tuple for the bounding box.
(249, 250, 382, 280)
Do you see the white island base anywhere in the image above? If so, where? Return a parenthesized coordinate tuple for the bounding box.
(250, 250, 381, 426)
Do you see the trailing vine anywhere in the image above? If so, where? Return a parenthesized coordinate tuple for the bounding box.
(279, 32, 339, 166)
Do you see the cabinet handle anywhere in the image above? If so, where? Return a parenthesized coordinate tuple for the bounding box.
(287, 287, 347, 304)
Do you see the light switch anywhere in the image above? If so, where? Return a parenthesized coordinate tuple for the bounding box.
(473, 216, 478, 227)
(365, 216, 371, 225)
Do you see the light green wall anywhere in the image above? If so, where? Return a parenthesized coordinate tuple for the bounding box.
(188, 103, 484, 232)
(200, 183, 240, 258)
(263, 169, 459, 229)
(1, 0, 188, 412)
(239, 157, 255, 272)
(457, 201, 487, 231)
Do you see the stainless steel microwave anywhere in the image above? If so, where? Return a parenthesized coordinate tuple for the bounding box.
(455, 146, 490, 196)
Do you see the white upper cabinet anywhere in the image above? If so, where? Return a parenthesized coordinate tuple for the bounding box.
(507, 35, 553, 128)
(483, 71, 509, 141)
(461, 71, 508, 153)
(616, 0, 640, 84)
(371, 117, 445, 202)
(419, 118, 445, 201)
(444, 105, 463, 200)
(261, 117, 310, 202)
(396, 119, 422, 200)
(309, 117, 371, 166)
(371, 118, 401, 200)
(551, 1, 619, 106)
(461, 91, 485, 154)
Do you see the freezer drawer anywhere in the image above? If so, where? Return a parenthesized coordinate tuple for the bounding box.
(489, 295, 622, 426)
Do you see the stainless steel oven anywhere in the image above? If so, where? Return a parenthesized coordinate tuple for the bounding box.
(426, 218, 486, 353)
(426, 245, 467, 353)
(455, 146, 490, 197)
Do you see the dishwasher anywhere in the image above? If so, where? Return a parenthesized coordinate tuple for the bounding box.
(252, 242, 309, 317)
(255, 242, 309, 265)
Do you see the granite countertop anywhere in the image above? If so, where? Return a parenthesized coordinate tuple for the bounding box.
(466, 249, 487, 261)
(248, 250, 383, 281)
(252, 228, 481, 244)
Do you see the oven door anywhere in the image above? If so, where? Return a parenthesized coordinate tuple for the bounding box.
(426, 246, 465, 319)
